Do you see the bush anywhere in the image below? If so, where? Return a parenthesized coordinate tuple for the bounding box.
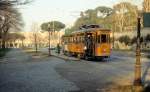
(131, 36, 144, 45)
(118, 35, 131, 45)
(0, 48, 11, 58)
(131, 36, 136, 45)
(145, 34, 150, 42)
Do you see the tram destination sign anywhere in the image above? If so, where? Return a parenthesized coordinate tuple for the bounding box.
(143, 13, 150, 27)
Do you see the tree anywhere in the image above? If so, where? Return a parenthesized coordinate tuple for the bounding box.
(96, 6, 114, 18)
(145, 34, 150, 42)
(41, 21, 65, 56)
(131, 36, 144, 45)
(0, 0, 32, 49)
(72, 6, 114, 31)
(6, 32, 25, 48)
(143, 0, 150, 12)
(31, 22, 40, 53)
(65, 28, 74, 35)
(18, 34, 25, 48)
(113, 2, 138, 32)
(0, 7, 23, 49)
(131, 36, 137, 45)
(118, 35, 131, 45)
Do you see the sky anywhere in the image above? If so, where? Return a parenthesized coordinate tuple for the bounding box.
(20, 0, 143, 31)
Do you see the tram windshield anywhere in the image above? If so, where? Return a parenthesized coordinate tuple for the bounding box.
(101, 34, 107, 43)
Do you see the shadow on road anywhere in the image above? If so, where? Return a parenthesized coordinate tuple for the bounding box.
(142, 62, 150, 92)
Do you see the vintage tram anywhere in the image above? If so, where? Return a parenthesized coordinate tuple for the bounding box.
(61, 25, 111, 60)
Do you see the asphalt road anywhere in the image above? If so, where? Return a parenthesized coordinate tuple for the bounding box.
(0, 49, 79, 92)
(0, 49, 150, 92)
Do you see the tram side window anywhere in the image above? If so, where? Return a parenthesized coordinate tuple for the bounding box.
(98, 35, 101, 43)
(63, 38, 65, 43)
(77, 36, 79, 43)
(81, 36, 84, 43)
(107, 35, 110, 43)
(70, 37, 72, 43)
(65, 38, 68, 43)
(75, 37, 77, 43)
(67, 38, 69, 43)
(68, 37, 70, 43)
(78, 36, 80, 43)
(101, 34, 107, 43)
(70, 37, 73, 43)
(79, 36, 81, 43)
(72, 37, 74, 43)
(71, 37, 72, 43)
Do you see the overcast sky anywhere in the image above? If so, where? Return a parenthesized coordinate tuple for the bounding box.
(20, 0, 143, 31)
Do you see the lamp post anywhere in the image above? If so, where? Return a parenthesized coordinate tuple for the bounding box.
(48, 24, 51, 56)
(134, 16, 143, 91)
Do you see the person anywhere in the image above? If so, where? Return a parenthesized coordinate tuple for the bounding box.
(85, 34, 93, 56)
(57, 44, 60, 54)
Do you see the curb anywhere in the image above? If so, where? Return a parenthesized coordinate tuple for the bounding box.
(52, 54, 81, 61)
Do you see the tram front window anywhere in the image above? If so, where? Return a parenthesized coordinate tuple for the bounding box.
(101, 34, 107, 43)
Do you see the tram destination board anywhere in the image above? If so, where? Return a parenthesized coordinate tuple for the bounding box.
(143, 13, 150, 27)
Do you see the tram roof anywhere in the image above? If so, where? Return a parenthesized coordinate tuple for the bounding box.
(62, 28, 110, 37)
(72, 28, 110, 34)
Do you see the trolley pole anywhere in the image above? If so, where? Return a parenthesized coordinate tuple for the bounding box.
(134, 17, 143, 91)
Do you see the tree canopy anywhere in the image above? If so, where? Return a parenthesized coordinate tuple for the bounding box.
(72, 6, 114, 31)
(41, 21, 65, 32)
(0, 0, 31, 48)
(65, 2, 139, 35)
(6, 33, 25, 42)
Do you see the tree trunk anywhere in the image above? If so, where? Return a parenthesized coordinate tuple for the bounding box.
(34, 33, 38, 53)
(2, 32, 7, 49)
(2, 27, 9, 49)
(21, 40, 24, 48)
(2, 38, 6, 49)
(48, 31, 51, 56)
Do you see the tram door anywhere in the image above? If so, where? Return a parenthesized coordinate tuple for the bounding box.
(85, 33, 93, 57)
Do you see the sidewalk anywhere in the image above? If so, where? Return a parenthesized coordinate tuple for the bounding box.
(40, 48, 80, 61)
(52, 52, 80, 61)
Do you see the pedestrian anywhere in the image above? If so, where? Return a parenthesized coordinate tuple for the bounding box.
(57, 44, 60, 54)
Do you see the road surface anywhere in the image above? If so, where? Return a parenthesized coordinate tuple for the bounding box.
(0, 49, 150, 92)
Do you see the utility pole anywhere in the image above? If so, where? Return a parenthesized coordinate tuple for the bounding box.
(134, 17, 143, 91)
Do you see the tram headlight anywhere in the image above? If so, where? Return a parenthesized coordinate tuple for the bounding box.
(84, 46, 87, 50)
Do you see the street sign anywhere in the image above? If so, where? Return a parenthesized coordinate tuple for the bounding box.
(143, 13, 150, 27)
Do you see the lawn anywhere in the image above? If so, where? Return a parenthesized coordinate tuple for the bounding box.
(0, 48, 11, 58)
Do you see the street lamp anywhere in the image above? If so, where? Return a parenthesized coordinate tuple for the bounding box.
(48, 23, 51, 56)
(133, 16, 143, 91)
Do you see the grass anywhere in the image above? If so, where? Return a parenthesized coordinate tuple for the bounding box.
(102, 85, 145, 92)
(142, 49, 150, 53)
(0, 48, 11, 58)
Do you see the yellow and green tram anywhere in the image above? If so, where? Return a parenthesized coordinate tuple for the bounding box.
(61, 25, 111, 60)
